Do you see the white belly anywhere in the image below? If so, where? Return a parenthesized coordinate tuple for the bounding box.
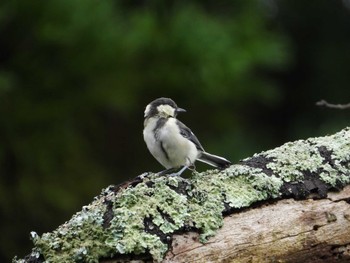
(143, 117, 198, 169)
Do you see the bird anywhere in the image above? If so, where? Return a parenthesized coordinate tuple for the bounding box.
(143, 97, 231, 176)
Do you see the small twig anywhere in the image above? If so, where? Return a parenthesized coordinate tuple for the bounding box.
(316, 100, 350, 110)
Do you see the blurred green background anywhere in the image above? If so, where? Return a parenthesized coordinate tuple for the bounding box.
(1, 0, 350, 261)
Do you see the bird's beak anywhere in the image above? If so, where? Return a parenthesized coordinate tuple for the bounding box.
(176, 108, 186, 114)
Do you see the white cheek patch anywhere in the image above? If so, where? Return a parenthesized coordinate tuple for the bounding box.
(157, 105, 175, 117)
(144, 104, 151, 117)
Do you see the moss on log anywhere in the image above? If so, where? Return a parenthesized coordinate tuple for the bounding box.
(14, 128, 350, 263)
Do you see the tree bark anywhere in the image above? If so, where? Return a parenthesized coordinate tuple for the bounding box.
(15, 128, 350, 263)
(164, 186, 350, 263)
(101, 186, 350, 263)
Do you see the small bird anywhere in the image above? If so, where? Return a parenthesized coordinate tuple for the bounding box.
(143, 97, 231, 176)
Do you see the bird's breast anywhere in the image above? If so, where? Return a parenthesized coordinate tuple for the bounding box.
(159, 118, 198, 166)
(143, 117, 199, 169)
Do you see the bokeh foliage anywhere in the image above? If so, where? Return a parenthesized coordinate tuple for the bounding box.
(1, 0, 350, 261)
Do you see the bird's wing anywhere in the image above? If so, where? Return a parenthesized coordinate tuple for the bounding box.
(176, 119, 204, 151)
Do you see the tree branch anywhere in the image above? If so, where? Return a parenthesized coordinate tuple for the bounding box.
(316, 100, 350, 109)
(13, 128, 350, 263)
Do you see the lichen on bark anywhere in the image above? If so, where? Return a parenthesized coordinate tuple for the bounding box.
(13, 128, 350, 263)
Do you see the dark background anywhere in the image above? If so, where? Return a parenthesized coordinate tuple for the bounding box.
(1, 0, 350, 261)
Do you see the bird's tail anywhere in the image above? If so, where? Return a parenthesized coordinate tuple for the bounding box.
(198, 152, 231, 169)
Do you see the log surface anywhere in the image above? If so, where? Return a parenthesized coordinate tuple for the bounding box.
(164, 186, 350, 263)
(14, 128, 350, 263)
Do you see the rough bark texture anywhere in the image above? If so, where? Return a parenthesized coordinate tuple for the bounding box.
(100, 186, 350, 263)
(14, 128, 350, 263)
(164, 186, 350, 263)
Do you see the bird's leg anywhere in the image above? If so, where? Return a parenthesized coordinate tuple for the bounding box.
(168, 165, 188, 177)
(188, 163, 196, 172)
(157, 168, 177, 176)
(168, 158, 195, 176)
(136, 168, 176, 179)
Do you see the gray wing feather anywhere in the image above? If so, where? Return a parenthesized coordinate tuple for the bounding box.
(176, 120, 204, 151)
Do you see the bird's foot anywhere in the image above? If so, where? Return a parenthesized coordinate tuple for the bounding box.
(188, 163, 196, 172)
(168, 166, 188, 177)
(156, 168, 176, 176)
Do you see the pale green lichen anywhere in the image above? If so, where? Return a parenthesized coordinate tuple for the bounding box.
(245, 128, 350, 187)
(26, 194, 114, 263)
(105, 177, 190, 261)
(13, 128, 350, 263)
(264, 140, 324, 182)
(188, 168, 284, 241)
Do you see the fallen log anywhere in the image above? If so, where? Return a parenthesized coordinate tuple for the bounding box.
(14, 128, 350, 263)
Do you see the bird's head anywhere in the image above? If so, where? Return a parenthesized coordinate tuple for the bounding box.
(144, 97, 186, 119)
